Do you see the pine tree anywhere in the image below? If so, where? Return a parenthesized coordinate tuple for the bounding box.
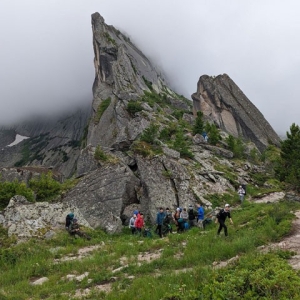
(275, 123, 300, 190)
(192, 111, 204, 135)
(205, 123, 221, 145)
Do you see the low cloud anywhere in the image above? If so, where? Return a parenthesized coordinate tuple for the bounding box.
(1, 0, 299, 135)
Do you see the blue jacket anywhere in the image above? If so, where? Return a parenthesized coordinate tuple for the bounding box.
(197, 206, 204, 220)
(156, 212, 166, 225)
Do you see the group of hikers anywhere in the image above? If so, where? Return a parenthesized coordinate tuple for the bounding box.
(129, 203, 211, 238)
(128, 183, 245, 238)
(65, 185, 243, 240)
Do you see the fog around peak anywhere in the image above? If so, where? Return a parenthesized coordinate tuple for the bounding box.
(1, 0, 300, 135)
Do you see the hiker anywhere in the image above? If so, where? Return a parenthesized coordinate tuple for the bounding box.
(173, 208, 181, 233)
(165, 207, 172, 224)
(135, 213, 144, 235)
(156, 207, 166, 238)
(179, 208, 189, 231)
(129, 213, 137, 234)
(133, 209, 140, 218)
(238, 185, 246, 203)
(162, 208, 173, 235)
(196, 203, 205, 229)
(216, 204, 233, 237)
(188, 204, 197, 227)
(69, 219, 91, 240)
(65, 213, 74, 230)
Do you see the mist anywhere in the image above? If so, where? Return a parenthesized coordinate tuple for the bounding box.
(1, 0, 300, 135)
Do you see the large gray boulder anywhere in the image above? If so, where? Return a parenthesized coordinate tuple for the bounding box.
(136, 155, 205, 222)
(191, 74, 281, 151)
(64, 162, 140, 233)
(0, 195, 90, 240)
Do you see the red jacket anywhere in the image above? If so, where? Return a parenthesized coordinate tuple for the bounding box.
(135, 216, 144, 229)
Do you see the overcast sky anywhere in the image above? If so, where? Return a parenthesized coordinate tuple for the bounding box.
(1, 0, 299, 135)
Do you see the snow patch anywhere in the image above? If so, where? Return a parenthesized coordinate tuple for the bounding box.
(7, 134, 29, 147)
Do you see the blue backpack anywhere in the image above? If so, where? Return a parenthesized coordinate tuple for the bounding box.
(65, 213, 74, 229)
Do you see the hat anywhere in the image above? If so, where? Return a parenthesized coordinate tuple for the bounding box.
(73, 218, 78, 222)
(225, 204, 230, 207)
(176, 208, 180, 211)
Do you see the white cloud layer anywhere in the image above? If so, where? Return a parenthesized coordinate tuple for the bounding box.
(1, 0, 300, 135)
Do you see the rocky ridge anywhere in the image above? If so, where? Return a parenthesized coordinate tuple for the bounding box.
(192, 74, 281, 151)
(0, 12, 283, 235)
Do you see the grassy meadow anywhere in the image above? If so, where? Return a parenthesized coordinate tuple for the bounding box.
(1, 200, 300, 299)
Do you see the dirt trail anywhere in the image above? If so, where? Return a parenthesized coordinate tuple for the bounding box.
(260, 210, 300, 269)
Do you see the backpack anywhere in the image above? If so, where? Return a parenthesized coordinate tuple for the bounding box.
(241, 184, 247, 195)
(65, 213, 74, 229)
(188, 209, 195, 220)
(216, 209, 223, 219)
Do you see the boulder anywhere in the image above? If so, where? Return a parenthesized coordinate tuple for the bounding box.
(0, 195, 90, 240)
(64, 162, 140, 233)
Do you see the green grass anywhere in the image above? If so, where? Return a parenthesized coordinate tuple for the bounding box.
(94, 97, 111, 124)
(1, 201, 300, 299)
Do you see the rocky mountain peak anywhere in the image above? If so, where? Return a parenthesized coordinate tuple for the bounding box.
(191, 74, 281, 151)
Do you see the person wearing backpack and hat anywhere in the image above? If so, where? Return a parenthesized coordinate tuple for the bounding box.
(216, 204, 233, 237)
(69, 219, 91, 240)
(65, 213, 74, 231)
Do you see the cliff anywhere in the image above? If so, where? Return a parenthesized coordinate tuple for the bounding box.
(191, 74, 281, 151)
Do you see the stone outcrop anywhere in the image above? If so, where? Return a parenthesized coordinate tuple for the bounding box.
(0, 195, 90, 240)
(63, 162, 141, 233)
(87, 12, 179, 151)
(191, 74, 281, 151)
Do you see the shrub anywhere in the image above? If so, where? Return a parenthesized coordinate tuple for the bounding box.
(127, 101, 143, 115)
(94, 145, 108, 162)
(29, 172, 61, 201)
(159, 123, 179, 142)
(172, 129, 194, 159)
(140, 123, 159, 144)
(0, 180, 34, 209)
(226, 134, 245, 158)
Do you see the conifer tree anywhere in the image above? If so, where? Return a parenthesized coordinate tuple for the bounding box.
(192, 111, 204, 135)
(275, 123, 300, 190)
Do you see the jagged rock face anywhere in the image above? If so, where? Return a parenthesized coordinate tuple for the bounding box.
(0, 106, 91, 178)
(191, 74, 281, 151)
(0, 195, 90, 240)
(136, 155, 197, 222)
(63, 162, 141, 233)
(87, 12, 169, 150)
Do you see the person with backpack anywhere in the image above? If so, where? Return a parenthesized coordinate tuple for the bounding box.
(65, 213, 74, 231)
(196, 203, 205, 229)
(135, 213, 145, 236)
(156, 207, 166, 238)
(173, 208, 181, 233)
(216, 204, 233, 237)
(69, 219, 91, 240)
(188, 204, 197, 227)
(129, 213, 137, 234)
(238, 185, 246, 203)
